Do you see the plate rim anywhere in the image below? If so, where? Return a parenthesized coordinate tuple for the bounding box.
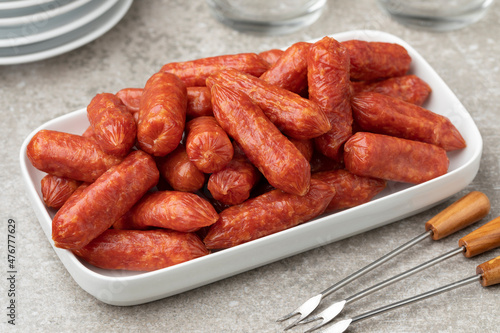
(0, 0, 118, 48)
(0, 0, 93, 27)
(0, 0, 55, 11)
(0, 0, 132, 65)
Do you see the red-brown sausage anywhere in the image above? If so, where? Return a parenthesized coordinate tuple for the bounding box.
(350, 75, 432, 106)
(114, 191, 219, 232)
(27, 129, 123, 183)
(52, 150, 159, 250)
(207, 68, 331, 140)
(160, 53, 270, 87)
(289, 137, 314, 162)
(312, 169, 386, 212)
(203, 179, 335, 249)
(209, 83, 311, 196)
(116, 86, 213, 120)
(351, 92, 466, 151)
(40, 175, 82, 209)
(344, 132, 449, 184)
(258, 49, 284, 66)
(156, 143, 206, 192)
(342, 40, 411, 81)
(187, 86, 213, 118)
(50, 182, 89, 211)
(308, 36, 353, 161)
(87, 93, 137, 157)
(73, 229, 209, 271)
(137, 72, 187, 156)
(185, 116, 234, 173)
(207, 148, 261, 206)
(115, 87, 143, 120)
(259, 41, 311, 94)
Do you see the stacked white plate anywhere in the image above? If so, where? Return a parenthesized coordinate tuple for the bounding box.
(0, 0, 133, 65)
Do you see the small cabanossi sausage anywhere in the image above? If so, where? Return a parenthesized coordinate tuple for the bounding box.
(207, 68, 331, 140)
(209, 83, 311, 196)
(155, 143, 206, 192)
(351, 92, 466, 151)
(203, 179, 335, 249)
(116, 86, 213, 120)
(308, 36, 353, 161)
(259, 41, 311, 95)
(187, 86, 213, 118)
(27, 129, 123, 183)
(342, 40, 412, 81)
(258, 48, 284, 66)
(350, 74, 432, 106)
(73, 229, 209, 272)
(160, 53, 270, 87)
(289, 137, 314, 162)
(40, 175, 82, 209)
(344, 132, 449, 184)
(137, 72, 187, 156)
(207, 144, 261, 206)
(113, 191, 219, 232)
(52, 150, 159, 250)
(115, 87, 143, 120)
(185, 116, 234, 173)
(50, 182, 89, 211)
(87, 93, 137, 157)
(312, 169, 386, 212)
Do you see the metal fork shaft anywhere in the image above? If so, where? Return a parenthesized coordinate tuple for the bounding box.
(350, 274, 480, 324)
(345, 246, 466, 304)
(298, 246, 466, 332)
(320, 230, 433, 297)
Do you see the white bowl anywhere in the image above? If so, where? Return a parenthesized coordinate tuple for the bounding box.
(0, 0, 58, 11)
(0, 0, 92, 27)
(19, 30, 483, 306)
(0, 0, 132, 64)
(0, 0, 119, 47)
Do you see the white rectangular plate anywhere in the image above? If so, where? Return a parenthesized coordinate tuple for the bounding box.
(19, 30, 482, 306)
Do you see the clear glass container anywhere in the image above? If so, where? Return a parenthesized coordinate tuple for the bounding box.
(377, 0, 494, 31)
(205, 0, 327, 35)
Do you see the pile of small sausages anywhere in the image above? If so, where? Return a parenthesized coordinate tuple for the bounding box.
(26, 36, 466, 272)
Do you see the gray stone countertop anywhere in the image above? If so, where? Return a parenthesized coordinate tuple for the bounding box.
(1, 0, 499, 332)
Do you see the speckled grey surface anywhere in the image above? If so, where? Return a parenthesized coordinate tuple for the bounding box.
(1, 1, 500, 332)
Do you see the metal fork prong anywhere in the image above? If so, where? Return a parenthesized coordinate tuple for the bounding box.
(276, 311, 298, 323)
(300, 300, 347, 332)
(295, 314, 320, 325)
(277, 294, 323, 329)
(283, 316, 306, 331)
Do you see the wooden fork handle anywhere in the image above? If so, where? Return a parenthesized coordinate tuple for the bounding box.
(425, 191, 490, 240)
(459, 216, 500, 258)
(477, 256, 500, 287)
